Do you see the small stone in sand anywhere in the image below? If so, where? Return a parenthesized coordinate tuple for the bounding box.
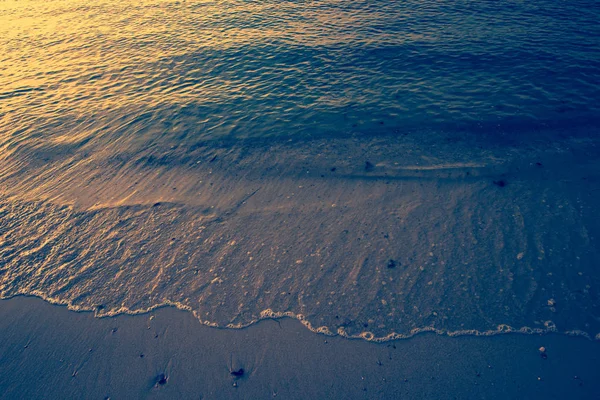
(156, 373, 168, 386)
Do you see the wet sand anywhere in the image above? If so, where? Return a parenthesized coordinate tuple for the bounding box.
(2, 134, 600, 340)
(0, 296, 598, 399)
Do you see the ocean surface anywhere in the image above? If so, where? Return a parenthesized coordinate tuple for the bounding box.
(1, 0, 599, 340)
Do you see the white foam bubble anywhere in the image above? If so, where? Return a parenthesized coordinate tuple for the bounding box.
(2, 293, 596, 343)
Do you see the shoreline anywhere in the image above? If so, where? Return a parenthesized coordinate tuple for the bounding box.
(2, 133, 599, 340)
(2, 294, 597, 343)
(1, 296, 599, 399)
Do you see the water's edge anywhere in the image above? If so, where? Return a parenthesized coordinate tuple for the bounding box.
(3, 293, 598, 343)
(2, 135, 599, 342)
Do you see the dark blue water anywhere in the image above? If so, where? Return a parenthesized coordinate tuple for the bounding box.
(1, 0, 599, 145)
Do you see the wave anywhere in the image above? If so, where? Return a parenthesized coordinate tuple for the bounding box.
(1, 135, 599, 342)
(3, 293, 598, 343)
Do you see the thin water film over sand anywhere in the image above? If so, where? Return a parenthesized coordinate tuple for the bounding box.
(1, 0, 599, 340)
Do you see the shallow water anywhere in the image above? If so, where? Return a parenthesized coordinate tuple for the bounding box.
(1, 0, 599, 340)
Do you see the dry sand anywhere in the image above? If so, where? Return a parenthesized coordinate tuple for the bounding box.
(0, 296, 598, 399)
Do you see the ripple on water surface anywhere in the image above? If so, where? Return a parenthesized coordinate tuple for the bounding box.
(0, 0, 599, 340)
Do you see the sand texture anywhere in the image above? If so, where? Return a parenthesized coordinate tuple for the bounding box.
(0, 296, 599, 399)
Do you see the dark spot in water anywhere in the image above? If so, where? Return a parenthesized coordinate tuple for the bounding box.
(540, 352, 547, 360)
(536, 162, 543, 167)
(330, 167, 336, 172)
(96, 304, 105, 310)
(230, 368, 245, 377)
(379, 121, 384, 125)
(156, 373, 168, 386)
(140, 354, 144, 358)
(210, 155, 218, 163)
(493, 180, 506, 187)
(111, 328, 118, 334)
(365, 161, 375, 171)
(387, 259, 397, 269)
(363, 323, 369, 328)
(153, 202, 162, 207)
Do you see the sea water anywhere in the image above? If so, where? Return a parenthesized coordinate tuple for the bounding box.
(1, 0, 599, 340)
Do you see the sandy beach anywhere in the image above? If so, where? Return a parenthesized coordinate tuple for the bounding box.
(1, 133, 600, 399)
(2, 1, 600, 398)
(0, 296, 598, 399)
